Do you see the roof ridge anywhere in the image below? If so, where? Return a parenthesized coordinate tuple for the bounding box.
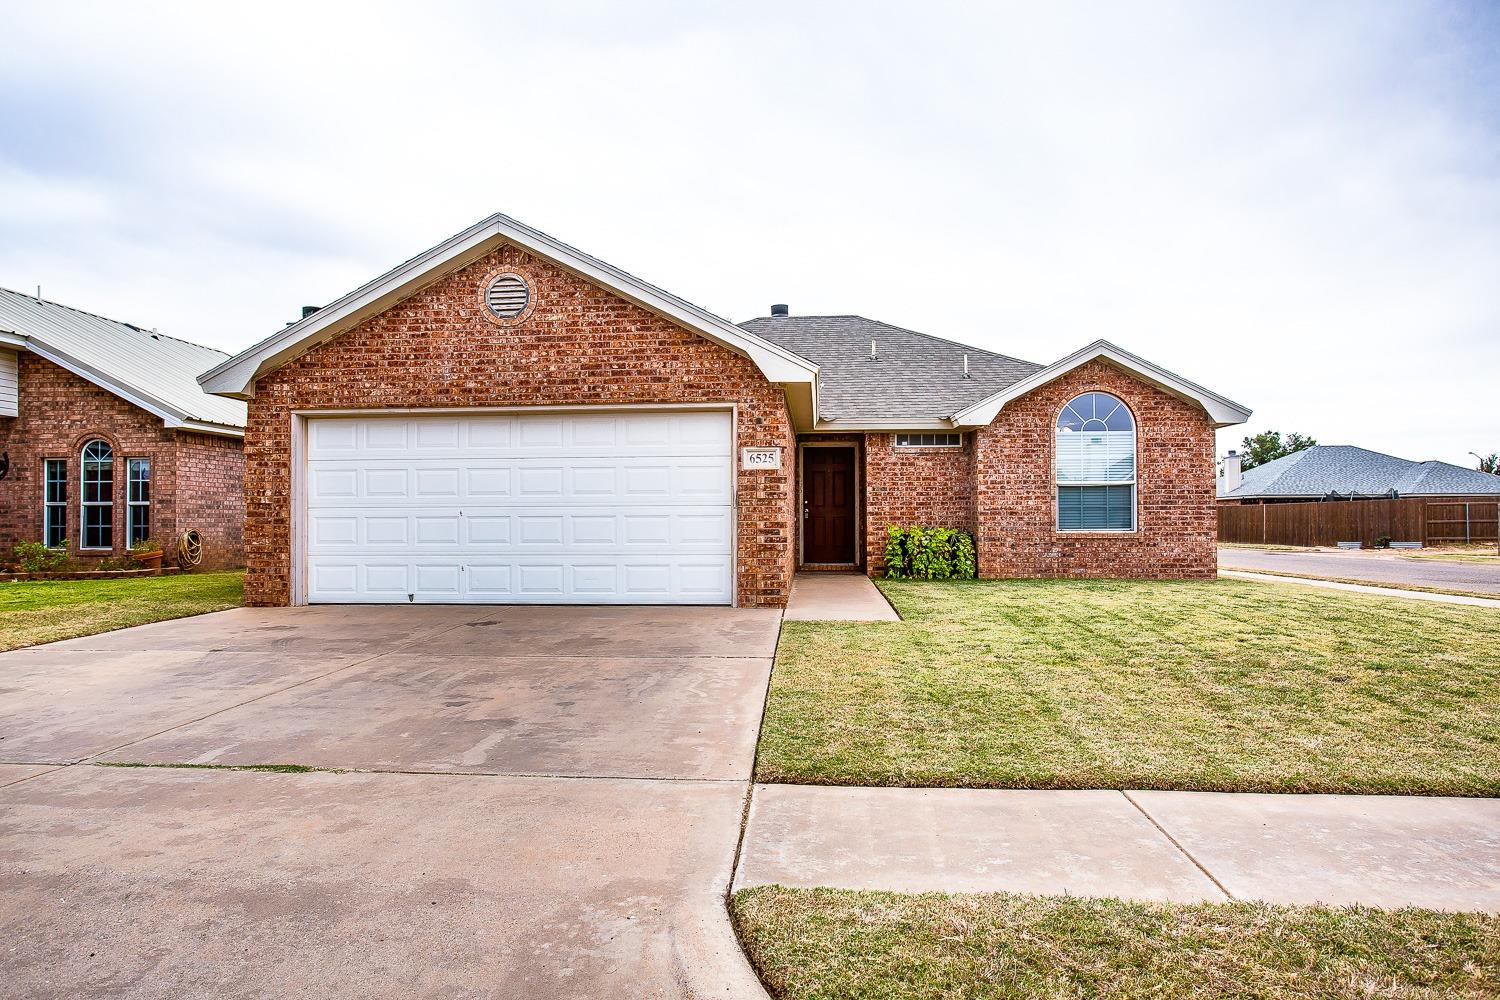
(743, 313, 1040, 368)
(0, 285, 228, 357)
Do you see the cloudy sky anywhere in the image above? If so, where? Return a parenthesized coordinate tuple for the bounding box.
(3, 1, 1497, 464)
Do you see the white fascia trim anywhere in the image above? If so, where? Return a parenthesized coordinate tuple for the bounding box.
(951, 339, 1253, 429)
(199, 213, 819, 399)
(166, 418, 247, 439)
(813, 417, 957, 432)
(15, 338, 245, 439)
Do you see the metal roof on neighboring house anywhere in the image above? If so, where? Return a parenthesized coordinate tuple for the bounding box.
(1218, 445, 1500, 499)
(0, 287, 246, 435)
(739, 314, 1042, 423)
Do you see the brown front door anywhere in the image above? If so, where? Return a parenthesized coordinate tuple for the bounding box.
(803, 447, 857, 564)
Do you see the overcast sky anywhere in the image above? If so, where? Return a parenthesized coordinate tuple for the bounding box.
(3, 1, 1497, 464)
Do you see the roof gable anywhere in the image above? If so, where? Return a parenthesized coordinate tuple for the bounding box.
(0, 287, 246, 435)
(199, 214, 817, 400)
(951, 339, 1252, 429)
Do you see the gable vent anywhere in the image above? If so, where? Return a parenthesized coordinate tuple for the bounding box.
(485, 274, 531, 318)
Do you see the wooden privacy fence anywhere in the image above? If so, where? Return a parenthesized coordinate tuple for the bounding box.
(1218, 497, 1500, 548)
(1427, 501, 1500, 544)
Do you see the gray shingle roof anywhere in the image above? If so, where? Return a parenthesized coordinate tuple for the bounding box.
(0, 287, 245, 432)
(738, 314, 1041, 423)
(1219, 445, 1500, 499)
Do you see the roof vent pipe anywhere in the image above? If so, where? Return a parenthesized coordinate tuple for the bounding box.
(869, 340, 879, 361)
(770, 303, 789, 317)
(963, 354, 971, 378)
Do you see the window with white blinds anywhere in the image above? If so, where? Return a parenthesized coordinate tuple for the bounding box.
(1056, 392, 1136, 531)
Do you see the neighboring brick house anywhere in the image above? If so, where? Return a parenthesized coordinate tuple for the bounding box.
(200, 214, 1250, 608)
(0, 289, 246, 569)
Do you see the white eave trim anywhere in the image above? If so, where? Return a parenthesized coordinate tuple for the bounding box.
(813, 417, 957, 432)
(950, 339, 1252, 429)
(10, 337, 245, 439)
(199, 213, 819, 399)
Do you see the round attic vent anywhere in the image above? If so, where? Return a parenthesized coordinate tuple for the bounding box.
(484, 273, 531, 319)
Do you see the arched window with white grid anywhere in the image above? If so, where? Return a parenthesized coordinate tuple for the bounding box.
(1056, 392, 1136, 531)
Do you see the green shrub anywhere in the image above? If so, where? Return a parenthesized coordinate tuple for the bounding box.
(885, 525, 910, 578)
(883, 525, 977, 580)
(13, 542, 68, 574)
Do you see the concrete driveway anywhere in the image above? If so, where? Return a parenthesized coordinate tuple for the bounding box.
(0, 604, 780, 999)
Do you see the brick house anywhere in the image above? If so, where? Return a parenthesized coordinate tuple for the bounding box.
(0, 289, 246, 569)
(200, 214, 1250, 608)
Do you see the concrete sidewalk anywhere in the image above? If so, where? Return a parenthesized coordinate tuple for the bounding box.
(782, 573, 900, 621)
(735, 784, 1500, 911)
(1220, 569, 1500, 608)
(1219, 545, 1500, 597)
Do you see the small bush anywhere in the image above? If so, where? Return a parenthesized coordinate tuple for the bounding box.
(129, 536, 163, 553)
(884, 525, 977, 580)
(13, 542, 68, 574)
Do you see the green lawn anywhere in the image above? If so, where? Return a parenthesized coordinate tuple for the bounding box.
(757, 578, 1500, 795)
(732, 886, 1500, 1000)
(0, 571, 245, 651)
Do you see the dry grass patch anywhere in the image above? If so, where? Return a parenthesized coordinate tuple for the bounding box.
(757, 578, 1500, 794)
(732, 886, 1500, 1000)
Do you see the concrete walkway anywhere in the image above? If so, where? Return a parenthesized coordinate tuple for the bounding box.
(736, 784, 1500, 911)
(1221, 569, 1500, 608)
(782, 572, 900, 621)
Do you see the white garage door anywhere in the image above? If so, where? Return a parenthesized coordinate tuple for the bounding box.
(303, 410, 734, 604)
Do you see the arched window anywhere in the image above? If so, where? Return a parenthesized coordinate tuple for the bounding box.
(80, 440, 114, 550)
(1056, 392, 1136, 531)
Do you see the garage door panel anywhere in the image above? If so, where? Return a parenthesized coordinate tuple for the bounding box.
(305, 557, 733, 604)
(364, 564, 410, 595)
(308, 459, 729, 505)
(305, 411, 733, 604)
(306, 506, 731, 554)
(307, 413, 730, 461)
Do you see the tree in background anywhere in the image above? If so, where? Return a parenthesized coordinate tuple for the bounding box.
(1239, 430, 1318, 470)
(1474, 452, 1499, 475)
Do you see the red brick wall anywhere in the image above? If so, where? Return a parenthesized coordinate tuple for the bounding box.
(242, 243, 795, 607)
(0, 354, 246, 566)
(862, 433, 975, 574)
(973, 358, 1216, 579)
(174, 431, 245, 569)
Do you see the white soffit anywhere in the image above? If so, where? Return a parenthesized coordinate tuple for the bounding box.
(950, 339, 1253, 429)
(199, 214, 819, 399)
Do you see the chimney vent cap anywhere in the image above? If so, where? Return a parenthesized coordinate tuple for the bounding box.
(770, 303, 789, 317)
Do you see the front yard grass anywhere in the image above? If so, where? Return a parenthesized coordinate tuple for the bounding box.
(732, 886, 1500, 1000)
(758, 578, 1500, 795)
(0, 571, 245, 651)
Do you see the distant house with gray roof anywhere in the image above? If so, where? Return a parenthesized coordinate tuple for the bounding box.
(0, 287, 245, 568)
(1218, 445, 1500, 503)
